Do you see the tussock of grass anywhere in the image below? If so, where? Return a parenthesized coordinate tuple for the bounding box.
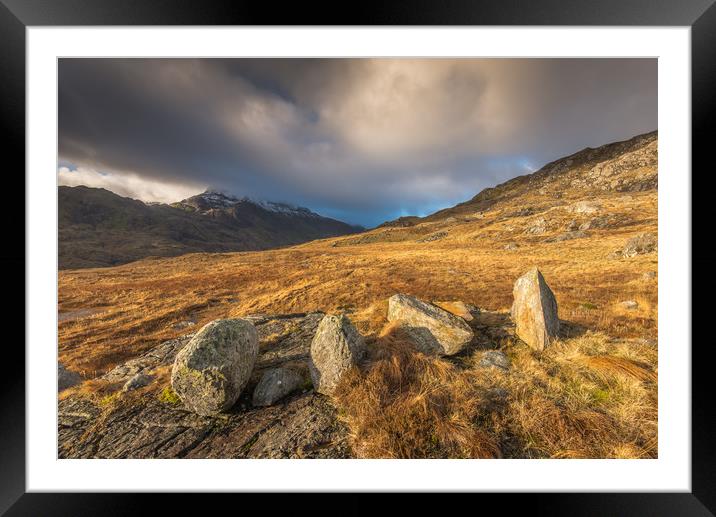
(579, 355, 657, 383)
(333, 323, 500, 459)
(58, 378, 120, 401)
(334, 325, 657, 459)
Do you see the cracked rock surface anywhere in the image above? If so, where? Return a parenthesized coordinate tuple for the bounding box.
(58, 312, 350, 459)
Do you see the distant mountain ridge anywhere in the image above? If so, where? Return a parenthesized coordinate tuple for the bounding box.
(59, 186, 363, 269)
(171, 190, 322, 219)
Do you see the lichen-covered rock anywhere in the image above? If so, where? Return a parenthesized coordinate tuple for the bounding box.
(308, 315, 365, 396)
(387, 294, 474, 355)
(252, 367, 304, 406)
(511, 268, 559, 352)
(58, 363, 82, 392)
(570, 201, 601, 214)
(622, 232, 657, 257)
(171, 319, 258, 416)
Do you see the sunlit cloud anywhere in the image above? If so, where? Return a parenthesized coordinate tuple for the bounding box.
(58, 166, 203, 204)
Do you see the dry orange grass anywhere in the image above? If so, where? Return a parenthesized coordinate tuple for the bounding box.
(58, 189, 656, 376)
(333, 323, 500, 458)
(333, 325, 657, 459)
(58, 188, 657, 459)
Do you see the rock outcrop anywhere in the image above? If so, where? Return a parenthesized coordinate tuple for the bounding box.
(511, 268, 560, 351)
(387, 294, 474, 355)
(58, 363, 82, 392)
(308, 314, 366, 396)
(60, 312, 351, 459)
(621, 232, 657, 257)
(252, 367, 304, 407)
(171, 319, 259, 416)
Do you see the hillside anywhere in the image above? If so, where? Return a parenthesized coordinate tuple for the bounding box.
(58, 186, 362, 269)
(58, 130, 658, 459)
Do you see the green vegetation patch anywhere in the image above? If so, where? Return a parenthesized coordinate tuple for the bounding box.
(158, 386, 182, 405)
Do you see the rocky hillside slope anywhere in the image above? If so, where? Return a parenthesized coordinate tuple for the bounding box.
(58, 130, 658, 459)
(59, 187, 362, 269)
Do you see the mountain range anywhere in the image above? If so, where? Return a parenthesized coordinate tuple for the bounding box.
(58, 187, 363, 269)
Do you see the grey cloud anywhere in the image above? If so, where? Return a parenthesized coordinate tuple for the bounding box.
(58, 58, 656, 227)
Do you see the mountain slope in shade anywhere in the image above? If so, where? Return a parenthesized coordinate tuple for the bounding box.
(58, 186, 362, 269)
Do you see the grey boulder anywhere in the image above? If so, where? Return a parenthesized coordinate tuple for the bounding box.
(309, 314, 366, 396)
(622, 232, 657, 257)
(511, 268, 560, 352)
(387, 294, 474, 355)
(171, 318, 259, 416)
(122, 373, 154, 392)
(478, 350, 511, 371)
(252, 367, 304, 406)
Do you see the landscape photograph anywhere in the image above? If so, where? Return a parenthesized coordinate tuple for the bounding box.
(57, 58, 658, 460)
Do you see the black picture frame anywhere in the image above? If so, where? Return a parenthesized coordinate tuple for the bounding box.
(2, 0, 711, 514)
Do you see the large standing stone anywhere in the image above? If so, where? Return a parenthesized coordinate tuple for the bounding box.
(387, 294, 474, 355)
(511, 268, 560, 351)
(309, 315, 366, 396)
(252, 367, 304, 407)
(171, 319, 258, 416)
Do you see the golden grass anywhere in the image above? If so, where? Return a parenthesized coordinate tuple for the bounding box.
(333, 323, 501, 459)
(58, 189, 656, 375)
(333, 325, 658, 459)
(57, 188, 657, 459)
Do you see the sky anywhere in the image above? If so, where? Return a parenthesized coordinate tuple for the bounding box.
(58, 58, 657, 227)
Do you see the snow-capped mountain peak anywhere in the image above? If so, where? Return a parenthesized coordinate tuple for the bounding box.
(175, 189, 319, 218)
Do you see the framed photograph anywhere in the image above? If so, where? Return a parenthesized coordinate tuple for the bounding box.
(4, 0, 711, 513)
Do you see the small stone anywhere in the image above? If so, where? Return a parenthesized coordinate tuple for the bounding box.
(620, 300, 639, 310)
(525, 217, 549, 234)
(252, 368, 304, 406)
(622, 233, 657, 257)
(122, 373, 153, 392)
(570, 201, 601, 214)
(478, 350, 511, 371)
(504, 242, 520, 251)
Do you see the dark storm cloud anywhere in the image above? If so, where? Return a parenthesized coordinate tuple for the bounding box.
(58, 58, 657, 227)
